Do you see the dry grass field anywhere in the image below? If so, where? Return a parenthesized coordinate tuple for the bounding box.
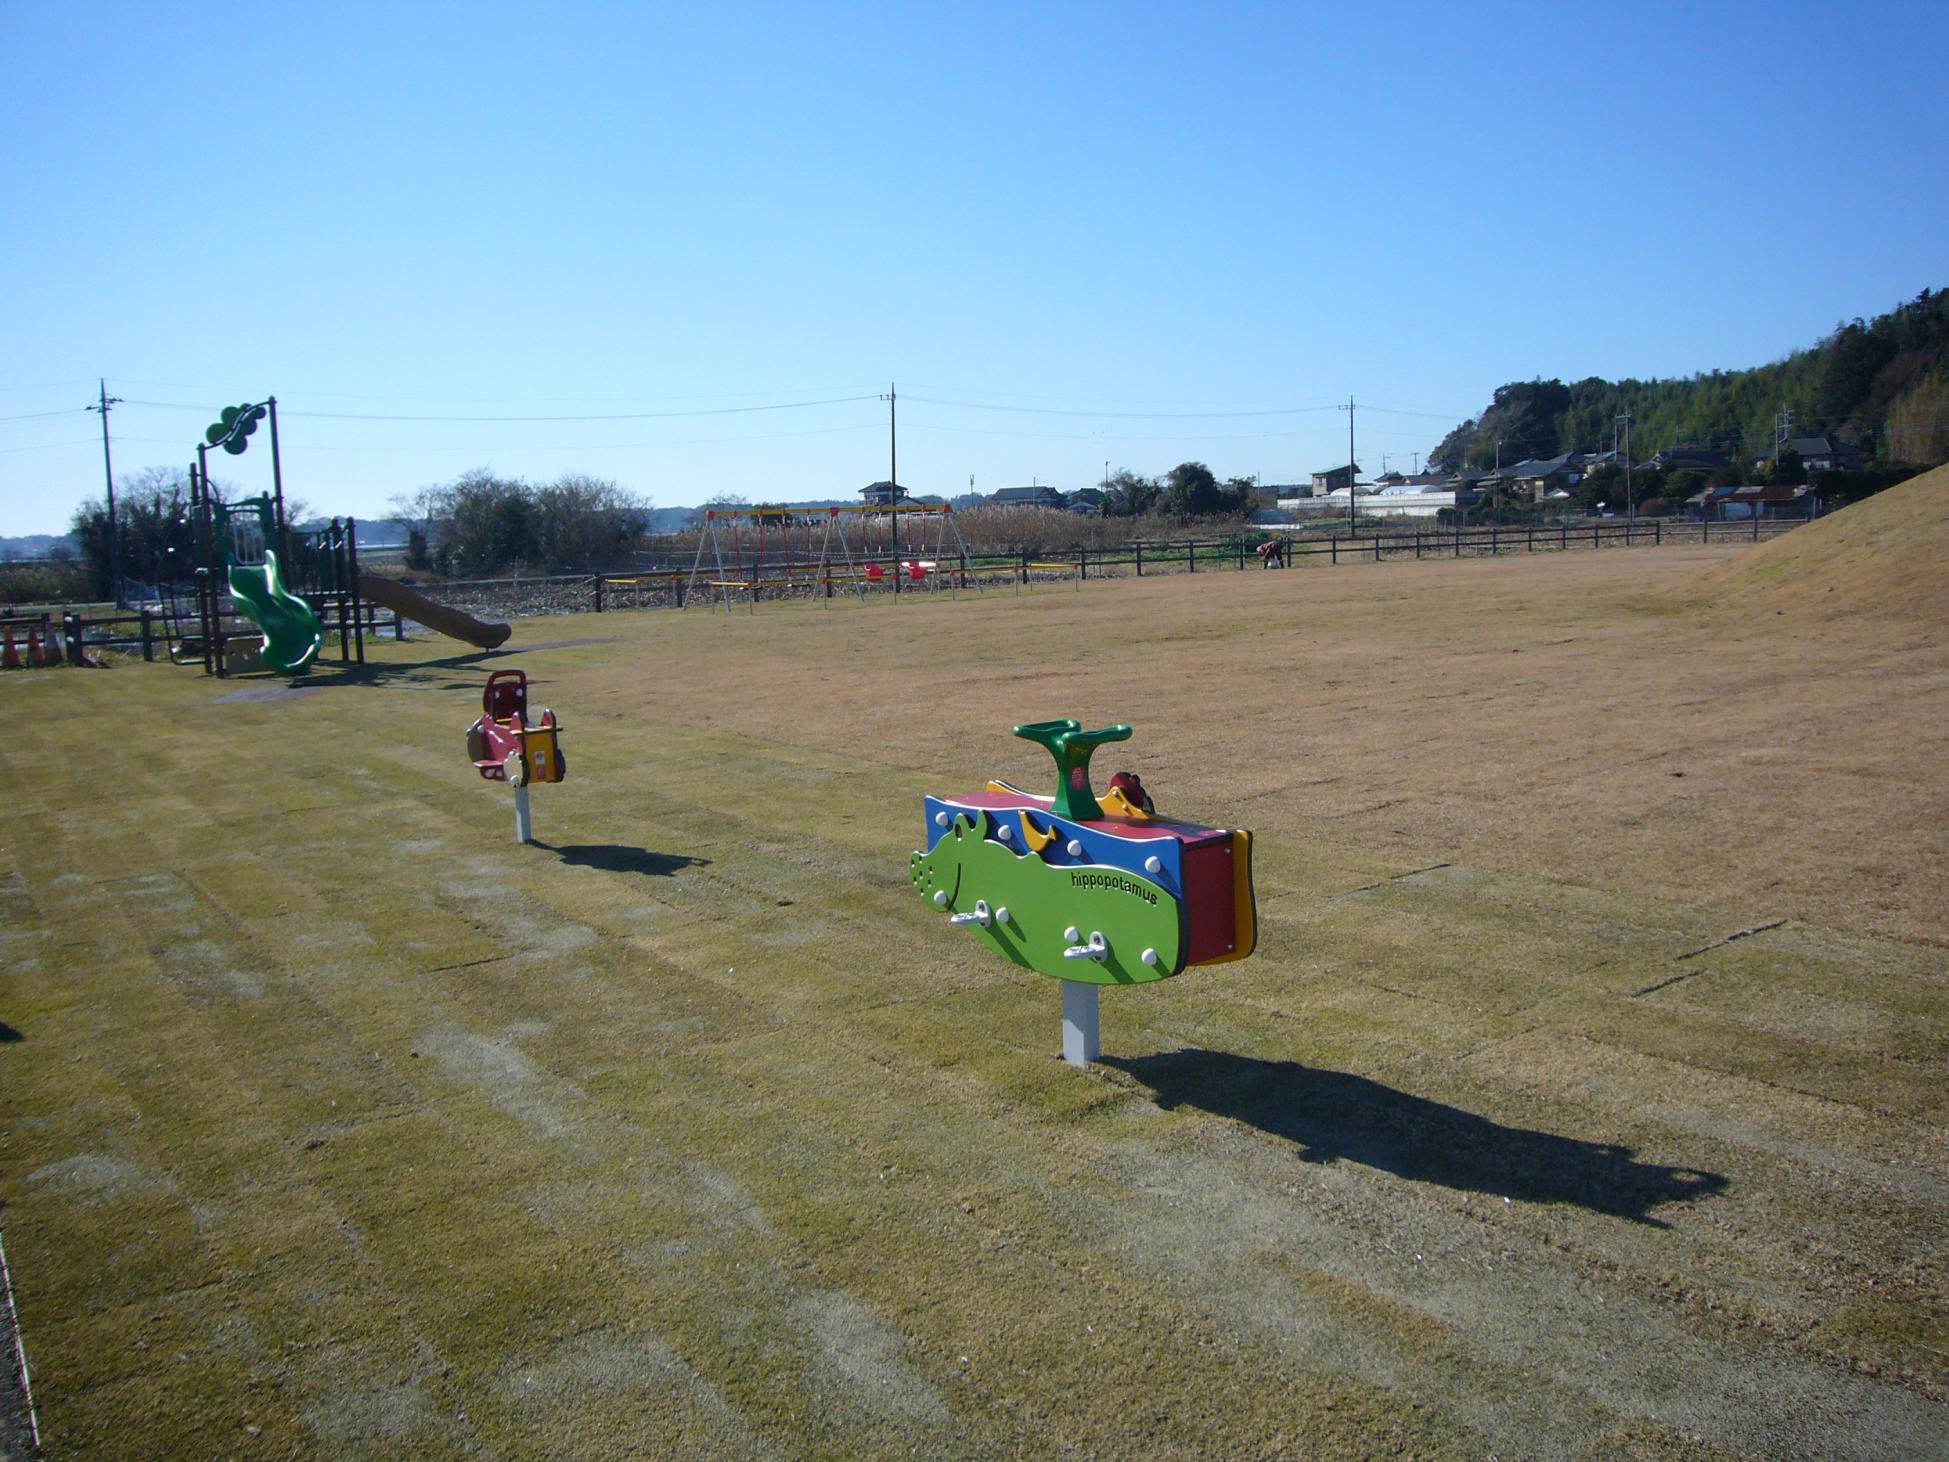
(3, 469, 1946, 1459)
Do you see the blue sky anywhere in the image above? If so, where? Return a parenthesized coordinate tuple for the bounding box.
(5, 1, 1946, 534)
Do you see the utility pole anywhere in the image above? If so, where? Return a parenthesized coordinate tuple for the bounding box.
(1339, 396, 1355, 532)
(881, 381, 898, 556)
(1616, 411, 1633, 521)
(87, 379, 125, 607)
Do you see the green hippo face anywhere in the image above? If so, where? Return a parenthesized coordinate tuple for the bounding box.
(912, 810, 1184, 984)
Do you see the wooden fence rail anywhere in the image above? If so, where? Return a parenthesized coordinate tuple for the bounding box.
(16, 515, 1806, 656)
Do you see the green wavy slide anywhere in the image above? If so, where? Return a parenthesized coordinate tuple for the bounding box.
(228, 550, 323, 673)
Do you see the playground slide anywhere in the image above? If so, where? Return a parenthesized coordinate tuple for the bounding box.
(228, 551, 323, 673)
(358, 574, 512, 650)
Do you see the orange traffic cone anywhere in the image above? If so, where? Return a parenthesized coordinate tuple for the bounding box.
(32, 629, 58, 667)
(2, 627, 18, 669)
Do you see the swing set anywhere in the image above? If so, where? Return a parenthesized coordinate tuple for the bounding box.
(684, 503, 984, 612)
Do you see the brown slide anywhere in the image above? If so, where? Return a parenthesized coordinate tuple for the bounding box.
(358, 574, 512, 650)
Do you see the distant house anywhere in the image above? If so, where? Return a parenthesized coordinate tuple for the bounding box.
(1064, 488, 1107, 514)
(1687, 482, 1821, 520)
(1310, 464, 1361, 494)
(989, 485, 1065, 509)
(860, 480, 908, 507)
(1501, 452, 1586, 499)
(1778, 435, 1861, 472)
(1649, 446, 1735, 476)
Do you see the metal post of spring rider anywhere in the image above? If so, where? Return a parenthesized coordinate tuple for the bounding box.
(1061, 981, 1100, 1066)
(1059, 922, 1107, 1064)
(513, 780, 532, 844)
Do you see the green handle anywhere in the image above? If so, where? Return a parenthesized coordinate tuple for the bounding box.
(1012, 719, 1132, 820)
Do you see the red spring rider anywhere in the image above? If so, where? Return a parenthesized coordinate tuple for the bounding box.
(466, 669, 566, 842)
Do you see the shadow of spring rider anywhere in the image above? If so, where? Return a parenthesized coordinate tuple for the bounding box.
(466, 670, 566, 843)
(913, 720, 1256, 1065)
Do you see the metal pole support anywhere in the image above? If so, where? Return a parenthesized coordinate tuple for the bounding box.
(1061, 980, 1100, 1067)
(513, 784, 533, 844)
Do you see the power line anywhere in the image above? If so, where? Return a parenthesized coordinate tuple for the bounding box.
(116, 393, 882, 423)
(904, 421, 1359, 443)
(0, 437, 100, 455)
(0, 407, 92, 424)
(902, 393, 1341, 420)
(257, 422, 883, 454)
(1360, 403, 1478, 420)
(99, 376, 885, 404)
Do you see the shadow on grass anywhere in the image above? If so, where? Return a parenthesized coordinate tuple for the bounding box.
(0, 1020, 21, 1042)
(1100, 1047, 1726, 1226)
(299, 646, 507, 687)
(531, 843, 710, 876)
(211, 650, 512, 701)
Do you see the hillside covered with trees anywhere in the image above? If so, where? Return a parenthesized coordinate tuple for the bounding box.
(1431, 289, 1949, 472)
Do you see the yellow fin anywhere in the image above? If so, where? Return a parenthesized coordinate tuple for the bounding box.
(1019, 809, 1056, 852)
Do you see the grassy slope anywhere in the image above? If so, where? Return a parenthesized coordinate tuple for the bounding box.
(2, 545, 1946, 1459)
(1691, 461, 1949, 619)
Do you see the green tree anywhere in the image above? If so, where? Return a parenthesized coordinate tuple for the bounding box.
(1575, 463, 1623, 511)
(437, 468, 534, 574)
(1818, 320, 1895, 424)
(1771, 445, 1806, 486)
(531, 473, 649, 568)
(427, 468, 648, 573)
(1222, 476, 1260, 514)
(68, 465, 202, 597)
(1103, 469, 1159, 518)
(1163, 461, 1224, 518)
(1885, 367, 1949, 463)
(1665, 470, 1708, 507)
